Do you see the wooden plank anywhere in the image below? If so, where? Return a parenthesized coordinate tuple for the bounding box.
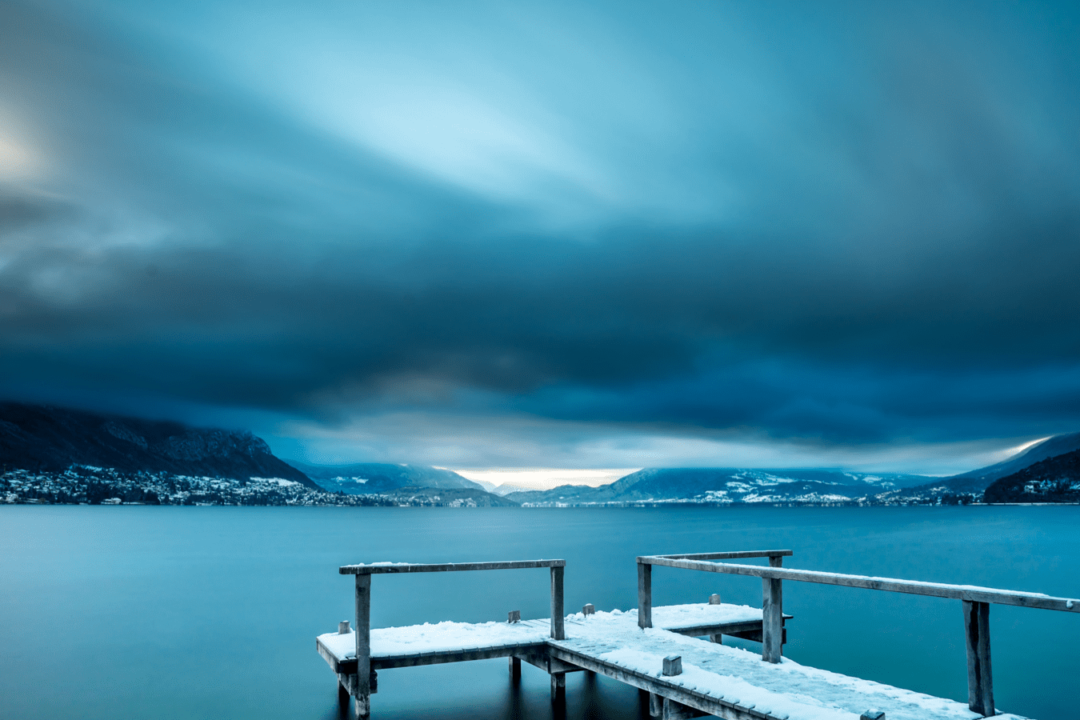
(964, 600, 994, 716)
(639, 562, 653, 629)
(518, 652, 583, 675)
(354, 573, 371, 719)
(551, 566, 565, 640)
(648, 550, 793, 561)
(336, 641, 550, 671)
(761, 577, 783, 663)
(548, 644, 777, 720)
(340, 559, 565, 574)
(642, 558, 1080, 612)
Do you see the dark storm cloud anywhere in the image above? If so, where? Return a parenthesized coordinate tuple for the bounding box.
(1, 0, 1079, 468)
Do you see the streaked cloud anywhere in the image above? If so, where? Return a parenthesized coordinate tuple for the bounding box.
(1, 0, 1078, 473)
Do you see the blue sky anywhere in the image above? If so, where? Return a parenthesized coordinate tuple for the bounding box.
(1, 1, 1079, 474)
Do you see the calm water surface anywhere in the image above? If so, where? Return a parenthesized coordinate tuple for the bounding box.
(1, 506, 1078, 719)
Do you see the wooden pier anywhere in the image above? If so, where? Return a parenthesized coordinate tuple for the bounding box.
(316, 551, 1078, 720)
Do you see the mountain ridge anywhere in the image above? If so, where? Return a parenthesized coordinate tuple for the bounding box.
(0, 402, 316, 488)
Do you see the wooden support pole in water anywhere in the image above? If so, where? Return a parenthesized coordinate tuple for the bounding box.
(550, 566, 565, 640)
(649, 692, 663, 717)
(354, 573, 371, 719)
(509, 656, 521, 681)
(762, 576, 783, 663)
(638, 561, 653, 629)
(963, 600, 994, 716)
(550, 671, 566, 699)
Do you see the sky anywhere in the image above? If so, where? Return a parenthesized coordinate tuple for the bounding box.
(1, 1, 1079, 478)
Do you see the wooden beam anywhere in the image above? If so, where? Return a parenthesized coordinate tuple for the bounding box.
(550, 566, 565, 640)
(340, 559, 565, 574)
(638, 561, 653, 629)
(360, 642, 549, 671)
(509, 656, 521, 682)
(354, 573, 371, 719)
(649, 550, 793, 561)
(761, 577, 782, 663)
(663, 697, 708, 719)
(548, 645, 774, 720)
(641, 557, 1080, 612)
(963, 600, 994, 716)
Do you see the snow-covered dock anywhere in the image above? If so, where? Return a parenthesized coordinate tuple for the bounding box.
(316, 551, 1077, 719)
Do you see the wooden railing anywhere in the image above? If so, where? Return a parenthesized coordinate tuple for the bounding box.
(637, 550, 1080, 717)
(339, 559, 566, 717)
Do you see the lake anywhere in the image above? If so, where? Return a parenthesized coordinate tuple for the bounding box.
(1, 506, 1077, 719)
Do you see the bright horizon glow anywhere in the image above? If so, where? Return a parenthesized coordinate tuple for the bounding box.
(452, 468, 639, 491)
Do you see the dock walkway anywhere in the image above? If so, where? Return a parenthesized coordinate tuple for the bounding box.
(315, 551, 1077, 719)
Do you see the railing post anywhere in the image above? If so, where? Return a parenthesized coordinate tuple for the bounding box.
(762, 573, 783, 663)
(550, 565, 565, 640)
(769, 554, 784, 568)
(638, 560, 653, 629)
(354, 573, 371, 718)
(963, 600, 994, 716)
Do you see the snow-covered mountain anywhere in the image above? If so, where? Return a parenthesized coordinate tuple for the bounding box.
(504, 468, 932, 506)
(283, 460, 485, 494)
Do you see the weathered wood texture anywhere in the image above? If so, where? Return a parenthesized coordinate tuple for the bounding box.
(662, 655, 682, 676)
(645, 550, 792, 561)
(508, 610, 520, 623)
(354, 573, 371, 719)
(339, 620, 351, 634)
(761, 577, 783, 663)
(964, 600, 994, 716)
(582, 603, 595, 616)
(370, 642, 549, 670)
(340, 559, 565, 575)
(709, 593, 722, 605)
(550, 566, 565, 640)
(638, 562, 653, 629)
(650, 692, 663, 717)
(663, 698, 709, 719)
(548, 645, 781, 720)
(508, 656, 521, 681)
(550, 671, 566, 699)
(640, 558, 1080, 612)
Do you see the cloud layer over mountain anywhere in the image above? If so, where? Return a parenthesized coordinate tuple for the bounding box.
(2, 1, 1079, 471)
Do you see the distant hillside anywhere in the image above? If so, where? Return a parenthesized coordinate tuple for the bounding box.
(284, 460, 484, 494)
(381, 486, 519, 507)
(892, 432, 1080, 500)
(0, 403, 316, 488)
(506, 468, 932, 506)
(983, 449, 1080, 503)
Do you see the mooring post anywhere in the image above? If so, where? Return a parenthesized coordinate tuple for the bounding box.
(963, 600, 994, 716)
(638, 560, 653, 629)
(550, 565, 565, 640)
(354, 573, 372, 719)
(761, 574, 783, 663)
